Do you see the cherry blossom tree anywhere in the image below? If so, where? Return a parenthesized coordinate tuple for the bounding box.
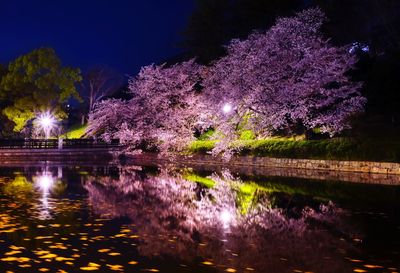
(86, 98, 130, 142)
(87, 60, 207, 153)
(204, 8, 366, 146)
(88, 8, 366, 157)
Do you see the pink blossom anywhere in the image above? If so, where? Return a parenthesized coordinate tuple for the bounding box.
(204, 8, 366, 152)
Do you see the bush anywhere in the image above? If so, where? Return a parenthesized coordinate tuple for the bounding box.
(187, 140, 217, 154)
(187, 137, 400, 162)
(198, 129, 215, 140)
(239, 130, 255, 140)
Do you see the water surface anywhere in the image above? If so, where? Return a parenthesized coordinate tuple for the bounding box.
(0, 163, 399, 273)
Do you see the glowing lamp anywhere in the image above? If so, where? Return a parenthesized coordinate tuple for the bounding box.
(222, 103, 232, 114)
(37, 112, 56, 139)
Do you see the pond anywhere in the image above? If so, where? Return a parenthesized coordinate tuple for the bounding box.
(0, 162, 399, 273)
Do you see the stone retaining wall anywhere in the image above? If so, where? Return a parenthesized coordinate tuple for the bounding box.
(129, 153, 400, 175)
(230, 156, 400, 175)
(129, 155, 400, 185)
(0, 148, 118, 163)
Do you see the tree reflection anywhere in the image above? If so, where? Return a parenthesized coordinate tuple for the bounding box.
(2, 175, 33, 196)
(84, 167, 360, 273)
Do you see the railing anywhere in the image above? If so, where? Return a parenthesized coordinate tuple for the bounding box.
(0, 139, 120, 149)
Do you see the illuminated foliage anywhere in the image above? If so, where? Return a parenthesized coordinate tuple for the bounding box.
(87, 60, 207, 153)
(88, 9, 366, 156)
(204, 8, 366, 154)
(0, 48, 82, 132)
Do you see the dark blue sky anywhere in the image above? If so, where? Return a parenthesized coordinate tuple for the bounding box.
(1, 0, 195, 75)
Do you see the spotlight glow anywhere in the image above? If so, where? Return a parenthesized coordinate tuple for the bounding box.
(40, 116, 53, 127)
(37, 112, 56, 139)
(220, 209, 232, 227)
(222, 103, 232, 114)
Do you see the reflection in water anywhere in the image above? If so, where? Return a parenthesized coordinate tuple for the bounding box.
(2, 175, 33, 196)
(220, 209, 233, 229)
(1, 167, 73, 223)
(84, 167, 357, 273)
(0, 165, 398, 273)
(34, 171, 55, 220)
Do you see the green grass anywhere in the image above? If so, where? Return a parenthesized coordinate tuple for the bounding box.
(61, 124, 87, 139)
(187, 140, 217, 154)
(187, 137, 400, 162)
(198, 129, 215, 140)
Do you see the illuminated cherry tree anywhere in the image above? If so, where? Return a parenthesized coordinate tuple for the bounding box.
(88, 8, 366, 156)
(204, 8, 366, 142)
(87, 60, 207, 153)
(86, 98, 130, 141)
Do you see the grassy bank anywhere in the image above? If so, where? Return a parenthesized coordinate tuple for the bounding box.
(188, 137, 400, 163)
(60, 124, 87, 139)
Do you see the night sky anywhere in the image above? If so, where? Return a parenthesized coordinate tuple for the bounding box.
(1, 0, 195, 75)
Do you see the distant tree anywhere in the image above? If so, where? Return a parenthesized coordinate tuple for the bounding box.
(311, 0, 400, 51)
(81, 66, 124, 113)
(312, 0, 400, 130)
(0, 64, 14, 137)
(204, 8, 366, 149)
(0, 64, 6, 78)
(0, 48, 82, 133)
(183, 0, 400, 63)
(181, 0, 304, 63)
(351, 49, 400, 133)
(87, 60, 206, 153)
(181, 0, 231, 63)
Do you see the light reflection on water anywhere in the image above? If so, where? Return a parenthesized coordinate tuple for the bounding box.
(0, 164, 398, 273)
(34, 171, 56, 220)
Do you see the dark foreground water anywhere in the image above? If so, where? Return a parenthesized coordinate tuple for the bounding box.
(0, 163, 399, 273)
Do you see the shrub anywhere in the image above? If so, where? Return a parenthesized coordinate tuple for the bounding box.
(187, 137, 400, 162)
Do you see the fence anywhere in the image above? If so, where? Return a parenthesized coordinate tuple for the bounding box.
(0, 139, 120, 149)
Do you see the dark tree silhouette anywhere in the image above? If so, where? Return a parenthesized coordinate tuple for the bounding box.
(81, 66, 124, 113)
(181, 0, 304, 63)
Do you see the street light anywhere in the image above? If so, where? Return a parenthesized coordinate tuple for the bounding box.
(37, 112, 56, 139)
(222, 103, 232, 114)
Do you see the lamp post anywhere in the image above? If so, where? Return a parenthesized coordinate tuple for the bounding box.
(37, 112, 56, 139)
